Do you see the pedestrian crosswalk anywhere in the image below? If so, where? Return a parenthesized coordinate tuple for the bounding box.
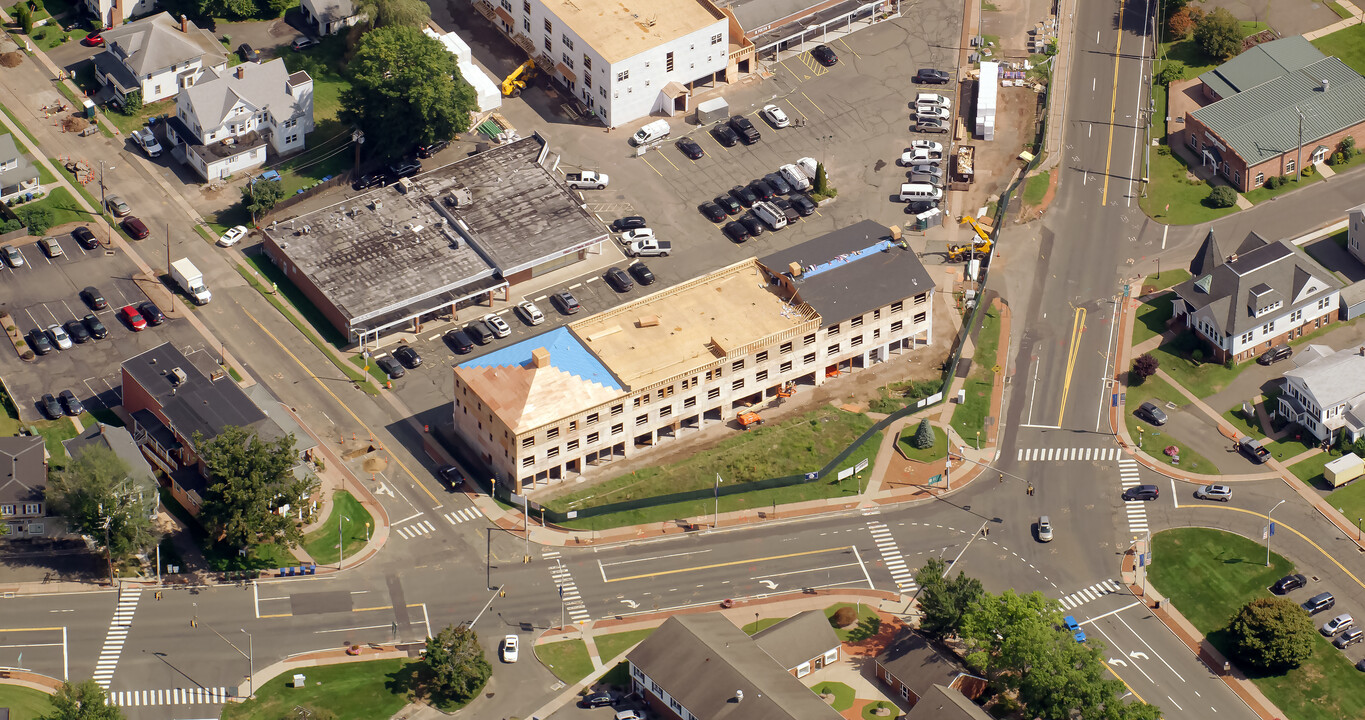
(1118, 458, 1149, 537)
(92, 586, 140, 688)
(442, 507, 482, 525)
(1016, 447, 1121, 462)
(866, 521, 918, 592)
(395, 519, 437, 539)
(544, 550, 591, 623)
(107, 687, 233, 707)
(1057, 579, 1124, 610)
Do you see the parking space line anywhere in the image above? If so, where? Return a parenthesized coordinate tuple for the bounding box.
(654, 149, 681, 172)
(801, 91, 825, 115)
(776, 58, 805, 83)
(638, 155, 663, 177)
(838, 38, 861, 59)
(702, 130, 730, 153)
(787, 103, 809, 121)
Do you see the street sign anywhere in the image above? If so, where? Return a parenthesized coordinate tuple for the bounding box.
(992, 364, 1001, 374)
(928, 474, 943, 486)
(1269, 522, 1276, 536)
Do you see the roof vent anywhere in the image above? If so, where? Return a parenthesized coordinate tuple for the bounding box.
(371, 199, 383, 211)
(1321, 79, 1330, 92)
(397, 177, 412, 194)
(169, 367, 188, 385)
(735, 690, 744, 703)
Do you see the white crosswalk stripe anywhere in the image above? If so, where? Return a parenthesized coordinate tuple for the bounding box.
(1057, 579, 1124, 610)
(92, 586, 141, 688)
(443, 507, 482, 525)
(1117, 458, 1151, 536)
(107, 687, 233, 707)
(866, 521, 918, 592)
(396, 519, 437, 539)
(1016, 447, 1120, 462)
(548, 561, 591, 622)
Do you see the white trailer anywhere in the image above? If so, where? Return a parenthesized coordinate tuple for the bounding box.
(977, 61, 998, 141)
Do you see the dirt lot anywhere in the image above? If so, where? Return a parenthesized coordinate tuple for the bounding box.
(958, 84, 1044, 215)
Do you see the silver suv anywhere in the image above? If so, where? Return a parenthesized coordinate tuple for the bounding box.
(1194, 484, 1232, 502)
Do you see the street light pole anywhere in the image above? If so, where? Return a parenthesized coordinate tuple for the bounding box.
(714, 473, 723, 528)
(1266, 499, 1286, 567)
(240, 629, 254, 698)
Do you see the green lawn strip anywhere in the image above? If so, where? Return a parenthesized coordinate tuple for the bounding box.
(862, 701, 899, 720)
(204, 203, 252, 238)
(897, 424, 946, 463)
(105, 98, 174, 136)
(1144, 268, 1189, 294)
(275, 132, 353, 196)
(824, 602, 879, 642)
(1124, 375, 1212, 472)
(34, 417, 80, 468)
(193, 224, 216, 243)
(743, 617, 786, 634)
(1157, 33, 1219, 80)
(1152, 79, 1168, 141)
(1261, 431, 1320, 463)
(951, 307, 1001, 442)
(1329, 1, 1354, 20)
(242, 254, 350, 348)
(252, 541, 298, 568)
(1132, 294, 1174, 346)
(1288, 451, 1341, 490)
(1327, 480, 1365, 534)
(1148, 527, 1365, 720)
(1149, 335, 1244, 398)
(350, 353, 391, 384)
(1023, 170, 1050, 206)
(227, 365, 244, 382)
(301, 490, 373, 565)
(868, 378, 942, 413)
(811, 681, 855, 712)
(221, 658, 417, 720)
(1242, 170, 1325, 205)
(0, 684, 54, 720)
(534, 638, 594, 685)
(1221, 406, 1262, 439)
(593, 628, 654, 662)
(1312, 24, 1365, 76)
(19, 186, 94, 230)
(1139, 148, 1238, 225)
(600, 660, 630, 689)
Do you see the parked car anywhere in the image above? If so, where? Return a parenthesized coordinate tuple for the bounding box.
(581, 691, 614, 708)
(437, 465, 464, 488)
(352, 172, 386, 191)
(416, 139, 449, 158)
(444, 329, 474, 354)
(811, 44, 838, 67)
(772, 197, 799, 223)
(120, 305, 147, 331)
(905, 200, 939, 214)
(789, 194, 817, 216)
(628, 262, 656, 285)
(676, 137, 705, 159)
(1273, 573, 1308, 594)
(2, 244, 24, 267)
(1322, 613, 1354, 636)
(1334, 628, 1363, 649)
(1062, 615, 1085, 643)
(1135, 401, 1167, 426)
(121, 217, 150, 240)
(915, 68, 951, 84)
(132, 127, 163, 158)
(612, 216, 648, 232)
(81, 287, 108, 311)
(462, 321, 493, 347)
(763, 172, 792, 195)
(552, 291, 581, 315)
(738, 214, 765, 237)
(913, 139, 945, 155)
(699, 201, 726, 223)
(1258, 344, 1292, 365)
(236, 43, 260, 62)
(728, 115, 760, 144)
(59, 390, 84, 416)
(106, 196, 131, 216)
(139, 301, 166, 326)
(290, 35, 319, 50)
(1037, 516, 1053, 542)
(386, 158, 422, 180)
(83, 30, 106, 46)
(376, 356, 405, 379)
(483, 313, 512, 338)
(516, 300, 545, 325)
(73, 226, 98, 249)
(711, 123, 740, 147)
(1305, 591, 1336, 615)
(218, 225, 249, 247)
(714, 194, 742, 215)
(501, 635, 519, 663)
(761, 104, 790, 128)
(723, 221, 750, 243)
(620, 228, 655, 243)
(83, 314, 107, 339)
(748, 179, 776, 201)
(915, 106, 951, 122)
(1121, 485, 1159, 501)
(730, 185, 758, 207)
(64, 319, 91, 344)
(27, 328, 53, 355)
(393, 344, 423, 368)
(914, 118, 950, 134)
(40, 394, 62, 420)
(39, 237, 63, 257)
(604, 266, 634, 292)
(1194, 484, 1232, 501)
(47, 324, 72, 350)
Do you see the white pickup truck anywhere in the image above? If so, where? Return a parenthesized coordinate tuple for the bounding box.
(564, 170, 609, 189)
(625, 239, 672, 257)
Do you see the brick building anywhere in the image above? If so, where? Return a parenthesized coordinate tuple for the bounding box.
(874, 630, 986, 708)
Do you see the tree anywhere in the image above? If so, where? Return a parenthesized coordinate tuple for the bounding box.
(17, 205, 54, 235)
(1195, 8, 1242, 61)
(1167, 7, 1200, 38)
(1208, 185, 1237, 208)
(1228, 597, 1315, 671)
(41, 679, 124, 720)
(257, 0, 292, 17)
(16, 3, 32, 35)
(1131, 353, 1159, 383)
(47, 445, 159, 565)
(913, 419, 935, 450)
(339, 26, 476, 162)
(354, 0, 430, 29)
(914, 558, 983, 640)
(241, 177, 285, 222)
(830, 606, 857, 627)
(196, 425, 318, 550)
(1340, 135, 1359, 162)
(424, 624, 491, 705)
(1154, 60, 1185, 86)
(814, 162, 830, 194)
(120, 90, 142, 116)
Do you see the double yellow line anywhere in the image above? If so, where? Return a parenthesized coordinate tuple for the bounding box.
(1057, 307, 1086, 426)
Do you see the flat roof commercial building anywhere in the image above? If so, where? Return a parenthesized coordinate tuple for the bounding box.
(261, 135, 609, 344)
(453, 221, 935, 490)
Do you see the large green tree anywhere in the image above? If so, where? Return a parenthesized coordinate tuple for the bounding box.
(424, 624, 491, 705)
(47, 445, 159, 565)
(1228, 597, 1315, 671)
(1194, 8, 1242, 61)
(40, 679, 124, 720)
(196, 426, 317, 550)
(914, 557, 983, 640)
(340, 26, 477, 162)
(241, 177, 285, 223)
(354, 0, 430, 30)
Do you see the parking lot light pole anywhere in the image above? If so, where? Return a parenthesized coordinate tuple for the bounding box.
(1266, 499, 1286, 567)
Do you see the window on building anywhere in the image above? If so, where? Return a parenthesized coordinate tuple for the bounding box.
(587, 412, 599, 425)
(828, 344, 840, 355)
(660, 405, 672, 417)
(522, 0, 529, 12)
(891, 301, 904, 313)
(543, 36, 552, 51)
(632, 396, 642, 408)
(600, 87, 607, 98)
(587, 432, 599, 444)
(756, 351, 768, 363)
(891, 320, 903, 332)
(684, 396, 696, 408)
(1319, 297, 1332, 310)
(732, 359, 744, 372)
(1291, 309, 1303, 323)
(562, 34, 573, 50)
(1255, 172, 1265, 186)
(0, 504, 13, 516)
(781, 341, 793, 354)
(780, 360, 793, 373)
(544, 18, 552, 32)
(706, 368, 723, 381)
(873, 328, 881, 340)
(804, 352, 816, 364)
(666, 52, 674, 72)
(636, 414, 648, 426)
(500, 0, 511, 9)
(521, 437, 535, 448)
(1285, 159, 1296, 174)
(546, 427, 559, 439)
(851, 315, 863, 327)
(617, 70, 629, 81)
(914, 311, 927, 324)
(611, 404, 624, 416)
(804, 333, 816, 346)
(1240, 331, 1254, 344)
(583, 54, 591, 71)
(562, 53, 574, 68)
(756, 370, 768, 382)
(612, 423, 624, 435)
(522, 456, 534, 468)
(732, 379, 744, 391)
(658, 386, 674, 399)
(873, 309, 881, 319)
(850, 335, 863, 347)
(567, 439, 579, 451)
(708, 387, 720, 400)
(523, 17, 531, 32)
(546, 446, 559, 458)
(827, 324, 840, 337)
(711, 33, 722, 44)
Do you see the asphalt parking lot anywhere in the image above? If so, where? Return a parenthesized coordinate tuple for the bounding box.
(0, 232, 203, 421)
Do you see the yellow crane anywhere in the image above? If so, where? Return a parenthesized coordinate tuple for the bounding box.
(946, 216, 992, 262)
(501, 60, 536, 97)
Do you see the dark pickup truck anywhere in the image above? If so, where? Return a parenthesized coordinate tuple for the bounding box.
(1238, 437, 1270, 464)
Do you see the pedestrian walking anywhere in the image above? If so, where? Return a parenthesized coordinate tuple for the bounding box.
(998, 473, 1004, 484)
(1027, 483, 1034, 496)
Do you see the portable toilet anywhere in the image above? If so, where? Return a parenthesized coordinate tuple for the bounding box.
(82, 98, 96, 118)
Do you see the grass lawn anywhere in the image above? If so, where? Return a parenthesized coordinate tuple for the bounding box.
(1144, 268, 1189, 294)
(824, 601, 879, 642)
(1327, 479, 1365, 534)
(742, 617, 787, 634)
(1148, 527, 1365, 720)
(1288, 451, 1340, 490)
(862, 701, 900, 720)
(34, 416, 81, 468)
(1132, 294, 1174, 346)
(105, 98, 175, 136)
(811, 681, 855, 712)
(593, 628, 654, 662)
(535, 638, 594, 685)
(951, 306, 1001, 443)
(1241, 170, 1325, 205)
(1313, 24, 1365, 76)
(1149, 334, 1245, 398)
(600, 660, 630, 689)
(243, 254, 350, 348)
(1221, 405, 1262, 440)
(1124, 375, 1212, 472)
(18, 186, 97, 233)
(1152, 80, 1168, 142)
(868, 377, 942, 413)
(1023, 170, 1050, 207)
(1139, 149, 1237, 226)
(1328, 0, 1354, 20)
(351, 353, 391, 385)
(0, 685, 54, 720)
(301, 490, 373, 566)
(221, 658, 417, 720)
(897, 423, 946, 463)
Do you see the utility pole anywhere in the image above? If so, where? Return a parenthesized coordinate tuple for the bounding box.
(1267, 499, 1285, 566)
(240, 629, 254, 698)
(99, 502, 113, 585)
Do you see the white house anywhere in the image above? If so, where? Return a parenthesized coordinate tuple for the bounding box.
(91, 13, 229, 104)
(1348, 203, 1365, 266)
(163, 60, 314, 181)
(1169, 230, 1342, 364)
(299, 0, 363, 36)
(0, 134, 42, 203)
(1279, 346, 1365, 445)
(83, 0, 156, 28)
(474, 0, 737, 128)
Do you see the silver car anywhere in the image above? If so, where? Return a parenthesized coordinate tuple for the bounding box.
(1194, 484, 1233, 501)
(1037, 516, 1053, 542)
(516, 301, 545, 325)
(483, 313, 511, 338)
(1322, 613, 1354, 636)
(47, 323, 72, 350)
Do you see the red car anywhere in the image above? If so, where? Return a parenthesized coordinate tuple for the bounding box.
(120, 304, 147, 331)
(121, 216, 149, 239)
(83, 30, 106, 46)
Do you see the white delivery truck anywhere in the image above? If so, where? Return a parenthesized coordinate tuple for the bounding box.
(171, 258, 212, 304)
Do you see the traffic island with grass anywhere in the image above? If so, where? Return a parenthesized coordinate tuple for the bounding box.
(0, 684, 55, 720)
(535, 638, 594, 685)
(220, 659, 418, 720)
(897, 422, 946, 463)
(1123, 375, 1213, 472)
(951, 305, 1002, 444)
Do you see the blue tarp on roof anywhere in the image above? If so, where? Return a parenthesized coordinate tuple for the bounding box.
(458, 326, 621, 390)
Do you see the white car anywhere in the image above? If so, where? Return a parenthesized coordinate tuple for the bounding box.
(483, 313, 511, 338)
(47, 323, 73, 350)
(1323, 613, 1354, 636)
(501, 635, 519, 663)
(912, 140, 944, 156)
(1037, 515, 1053, 542)
(614, 712, 643, 720)
(620, 228, 655, 243)
(133, 128, 162, 158)
(1194, 484, 1233, 501)
(517, 300, 545, 325)
(217, 225, 248, 247)
(915, 106, 951, 122)
(914, 92, 952, 109)
(761, 104, 790, 128)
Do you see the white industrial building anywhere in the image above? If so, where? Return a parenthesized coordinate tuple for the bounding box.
(425, 27, 503, 113)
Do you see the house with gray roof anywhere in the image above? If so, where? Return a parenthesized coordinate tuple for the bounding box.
(62, 423, 159, 523)
(1170, 230, 1341, 364)
(1181, 36, 1365, 192)
(0, 133, 41, 203)
(902, 684, 993, 720)
(92, 13, 229, 104)
(164, 59, 314, 181)
(1279, 345, 1365, 444)
(300, 0, 362, 35)
(0, 436, 49, 541)
(875, 630, 986, 709)
(751, 609, 841, 677)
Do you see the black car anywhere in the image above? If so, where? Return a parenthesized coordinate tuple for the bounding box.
(386, 158, 422, 180)
(730, 185, 758, 207)
(1258, 345, 1292, 365)
(1135, 401, 1167, 426)
(27, 328, 53, 355)
(748, 180, 776, 202)
(352, 172, 386, 191)
(139, 301, 166, 326)
(676, 137, 704, 159)
(83, 314, 107, 339)
(393, 344, 422, 368)
(64, 319, 91, 344)
(905, 199, 938, 214)
(72, 226, 98, 249)
(416, 139, 450, 159)
(628, 262, 656, 285)
(612, 216, 648, 232)
(763, 172, 792, 195)
(699, 201, 726, 223)
(236, 43, 260, 62)
(915, 68, 951, 84)
(581, 692, 614, 709)
(81, 286, 108, 311)
(376, 356, 405, 379)
(739, 214, 765, 237)
(711, 123, 740, 147)
(1121, 484, 1159, 501)
(444, 329, 474, 354)
(437, 465, 464, 488)
(604, 266, 634, 292)
(811, 44, 838, 67)
(722, 221, 750, 243)
(40, 393, 62, 420)
(728, 115, 760, 144)
(1273, 573, 1308, 594)
(59, 390, 84, 416)
(714, 194, 742, 215)
(552, 291, 581, 315)
(790, 194, 817, 216)
(773, 197, 799, 223)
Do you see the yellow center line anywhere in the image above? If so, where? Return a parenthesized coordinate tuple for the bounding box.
(1101, 0, 1127, 206)
(639, 155, 663, 176)
(1057, 307, 1086, 426)
(241, 308, 441, 505)
(801, 91, 825, 115)
(1178, 506, 1365, 591)
(604, 546, 850, 583)
(837, 38, 861, 59)
(1104, 663, 1147, 704)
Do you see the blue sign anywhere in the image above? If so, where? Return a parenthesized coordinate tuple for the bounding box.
(1269, 522, 1276, 537)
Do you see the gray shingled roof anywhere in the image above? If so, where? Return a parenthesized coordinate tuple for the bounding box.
(752, 609, 840, 671)
(1284, 346, 1365, 410)
(1196, 36, 1325, 99)
(101, 12, 227, 77)
(302, 0, 357, 25)
(0, 436, 46, 508)
(0, 133, 38, 191)
(181, 60, 311, 135)
(1191, 56, 1365, 165)
(875, 630, 969, 699)
(904, 685, 993, 720)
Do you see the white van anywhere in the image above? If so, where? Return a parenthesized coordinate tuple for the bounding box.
(915, 92, 951, 108)
(899, 183, 943, 202)
(630, 119, 671, 146)
(779, 164, 811, 191)
(753, 201, 788, 230)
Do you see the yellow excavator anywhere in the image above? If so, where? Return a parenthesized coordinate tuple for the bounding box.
(946, 215, 993, 262)
(501, 59, 536, 97)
